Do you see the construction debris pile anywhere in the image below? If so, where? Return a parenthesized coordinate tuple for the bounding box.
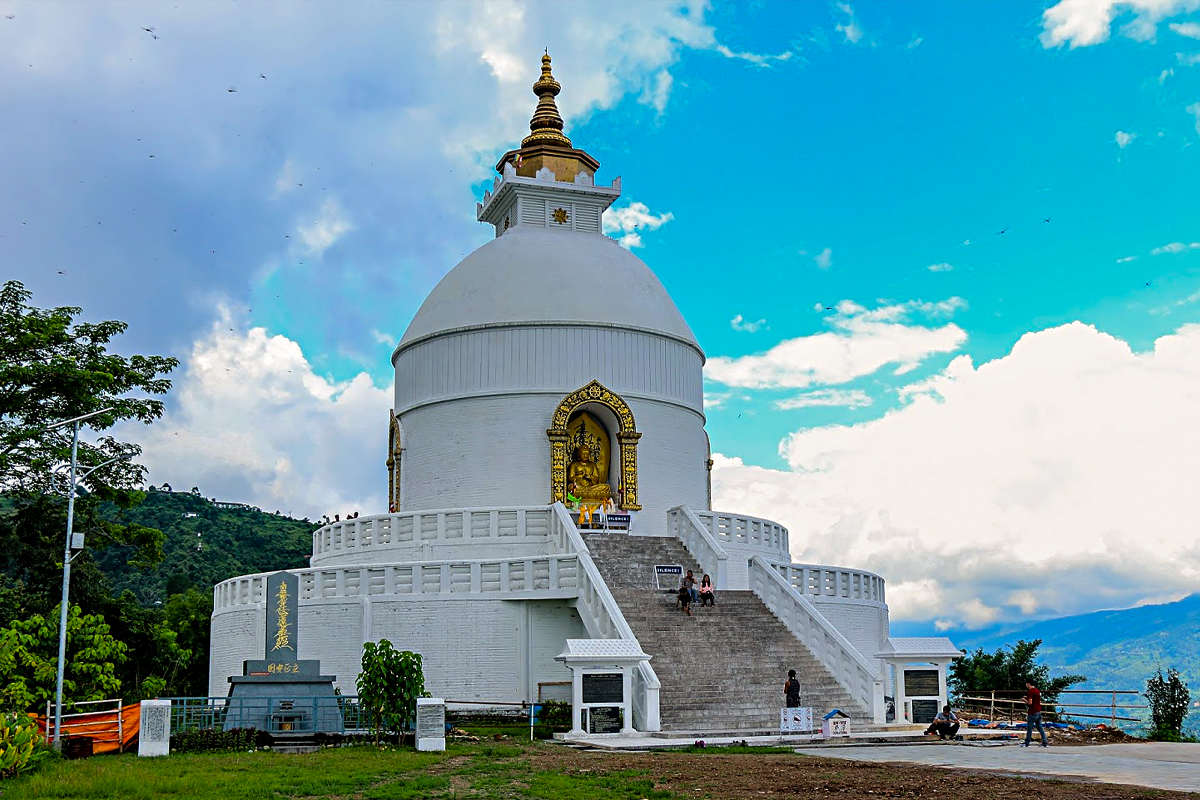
(966, 719, 1142, 744)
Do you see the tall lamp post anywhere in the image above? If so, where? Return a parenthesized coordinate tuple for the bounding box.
(44, 407, 128, 749)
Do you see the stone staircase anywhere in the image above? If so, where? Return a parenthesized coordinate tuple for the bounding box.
(584, 533, 878, 734)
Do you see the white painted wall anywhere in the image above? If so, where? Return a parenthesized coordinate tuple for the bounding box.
(812, 600, 890, 679)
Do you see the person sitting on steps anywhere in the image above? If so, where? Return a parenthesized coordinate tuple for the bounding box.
(676, 581, 692, 616)
(684, 569, 698, 603)
(924, 704, 960, 740)
(698, 574, 715, 607)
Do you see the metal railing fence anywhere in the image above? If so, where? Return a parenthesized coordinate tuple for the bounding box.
(956, 689, 1147, 727)
(42, 698, 124, 749)
(168, 696, 370, 735)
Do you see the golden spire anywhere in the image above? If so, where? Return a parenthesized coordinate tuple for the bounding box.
(496, 52, 599, 181)
(522, 53, 572, 149)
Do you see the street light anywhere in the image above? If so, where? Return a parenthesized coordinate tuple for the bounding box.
(43, 407, 130, 749)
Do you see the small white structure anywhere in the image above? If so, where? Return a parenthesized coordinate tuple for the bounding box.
(138, 699, 171, 757)
(556, 639, 649, 737)
(415, 698, 446, 752)
(876, 638, 963, 725)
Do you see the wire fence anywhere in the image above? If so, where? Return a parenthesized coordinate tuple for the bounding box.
(957, 689, 1147, 727)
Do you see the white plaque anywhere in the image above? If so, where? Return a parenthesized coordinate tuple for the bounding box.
(821, 716, 851, 738)
(415, 698, 446, 752)
(138, 699, 172, 757)
(780, 707, 813, 734)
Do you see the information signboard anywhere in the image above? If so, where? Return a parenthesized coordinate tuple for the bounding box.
(582, 673, 623, 704)
(654, 564, 683, 590)
(588, 705, 622, 734)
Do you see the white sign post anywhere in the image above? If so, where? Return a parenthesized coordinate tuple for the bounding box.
(780, 707, 814, 734)
(138, 699, 171, 757)
(415, 698, 446, 751)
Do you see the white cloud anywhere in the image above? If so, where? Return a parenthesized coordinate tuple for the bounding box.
(730, 314, 767, 333)
(927, 262, 954, 272)
(1116, 255, 1138, 263)
(712, 321, 1200, 627)
(602, 200, 674, 249)
(1170, 20, 1200, 37)
(713, 44, 797, 67)
(1115, 130, 1137, 148)
(835, 2, 865, 44)
(906, 36, 924, 50)
(1161, 67, 1176, 82)
(1040, 0, 1200, 48)
(273, 159, 300, 198)
(1189, 102, 1200, 135)
(1177, 51, 1200, 64)
(125, 309, 390, 519)
(297, 198, 353, 256)
(813, 247, 833, 270)
(1150, 241, 1200, 254)
(774, 389, 873, 410)
(705, 298, 967, 389)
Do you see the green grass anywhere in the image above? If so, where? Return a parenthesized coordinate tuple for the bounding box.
(2, 737, 807, 800)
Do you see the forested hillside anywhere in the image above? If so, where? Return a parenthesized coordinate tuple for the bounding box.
(94, 488, 318, 603)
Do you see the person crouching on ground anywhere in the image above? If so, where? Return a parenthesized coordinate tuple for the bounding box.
(677, 581, 692, 616)
(1022, 681, 1048, 747)
(698, 574, 715, 607)
(924, 705, 960, 740)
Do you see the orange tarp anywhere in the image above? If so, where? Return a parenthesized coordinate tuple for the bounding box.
(34, 702, 141, 754)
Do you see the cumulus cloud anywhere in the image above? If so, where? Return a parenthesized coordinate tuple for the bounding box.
(297, 198, 353, 256)
(1161, 67, 1176, 82)
(705, 298, 967, 390)
(1115, 130, 1137, 148)
(1171, 20, 1200, 37)
(774, 389, 873, 410)
(730, 314, 767, 333)
(602, 200, 675, 249)
(834, 2, 865, 44)
(124, 310, 390, 519)
(1040, 0, 1200, 48)
(1189, 102, 1200, 134)
(813, 247, 834, 270)
(927, 262, 954, 272)
(1150, 241, 1200, 254)
(712, 321, 1200, 627)
(1178, 51, 1200, 64)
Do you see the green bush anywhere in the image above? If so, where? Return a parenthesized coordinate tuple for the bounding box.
(356, 640, 426, 739)
(169, 727, 266, 753)
(0, 712, 47, 779)
(537, 700, 571, 732)
(1145, 667, 1191, 740)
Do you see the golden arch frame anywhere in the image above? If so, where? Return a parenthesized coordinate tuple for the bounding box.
(386, 410, 402, 513)
(548, 380, 641, 511)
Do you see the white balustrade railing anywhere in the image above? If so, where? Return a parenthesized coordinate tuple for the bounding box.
(310, 507, 552, 565)
(212, 554, 580, 610)
(748, 556, 885, 723)
(547, 503, 661, 732)
(695, 510, 789, 560)
(666, 506, 729, 590)
(776, 563, 886, 605)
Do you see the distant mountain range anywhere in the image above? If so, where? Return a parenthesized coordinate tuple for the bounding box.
(892, 595, 1200, 733)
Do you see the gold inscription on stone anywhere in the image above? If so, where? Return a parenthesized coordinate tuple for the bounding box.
(272, 582, 293, 653)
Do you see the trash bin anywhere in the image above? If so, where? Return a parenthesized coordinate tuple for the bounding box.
(64, 736, 94, 759)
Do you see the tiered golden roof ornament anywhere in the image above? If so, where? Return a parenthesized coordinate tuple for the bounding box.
(496, 53, 600, 183)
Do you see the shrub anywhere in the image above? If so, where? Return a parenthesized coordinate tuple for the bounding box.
(169, 727, 266, 753)
(1145, 667, 1191, 741)
(537, 700, 571, 732)
(356, 640, 426, 739)
(0, 713, 47, 779)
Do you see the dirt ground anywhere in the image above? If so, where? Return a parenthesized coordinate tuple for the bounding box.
(525, 745, 1197, 799)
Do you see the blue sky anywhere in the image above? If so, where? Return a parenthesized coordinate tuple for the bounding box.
(5, 0, 1200, 628)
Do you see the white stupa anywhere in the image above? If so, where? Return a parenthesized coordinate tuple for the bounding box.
(210, 55, 958, 735)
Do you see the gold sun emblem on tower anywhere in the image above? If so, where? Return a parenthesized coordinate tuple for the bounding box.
(552, 207, 569, 225)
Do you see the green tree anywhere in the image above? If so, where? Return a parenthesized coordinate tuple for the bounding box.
(0, 604, 127, 712)
(356, 640, 426, 742)
(1145, 667, 1191, 741)
(0, 280, 178, 498)
(949, 638, 1085, 706)
(162, 587, 212, 696)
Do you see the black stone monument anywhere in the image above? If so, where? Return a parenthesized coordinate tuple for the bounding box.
(225, 571, 342, 734)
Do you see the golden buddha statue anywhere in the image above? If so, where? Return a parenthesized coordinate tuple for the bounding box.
(568, 445, 612, 502)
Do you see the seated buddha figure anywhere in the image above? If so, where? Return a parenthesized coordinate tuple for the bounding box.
(567, 445, 612, 502)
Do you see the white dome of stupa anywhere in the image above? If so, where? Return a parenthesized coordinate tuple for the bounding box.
(398, 226, 698, 349)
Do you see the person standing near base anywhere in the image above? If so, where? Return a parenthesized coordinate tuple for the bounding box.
(1022, 681, 1048, 747)
(784, 669, 801, 708)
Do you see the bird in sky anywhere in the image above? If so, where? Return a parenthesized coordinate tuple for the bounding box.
(228, 86, 238, 93)
(4, 13, 15, 19)
(259, 73, 267, 79)
(57, 270, 65, 274)
(1044, 217, 1052, 223)
(996, 227, 1008, 235)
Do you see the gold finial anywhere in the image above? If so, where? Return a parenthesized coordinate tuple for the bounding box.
(522, 52, 571, 149)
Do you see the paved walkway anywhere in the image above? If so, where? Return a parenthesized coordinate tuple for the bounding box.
(793, 742, 1200, 794)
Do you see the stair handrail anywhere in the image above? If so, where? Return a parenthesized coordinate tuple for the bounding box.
(547, 502, 661, 732)
(748, 555, 884, 723)
(666, 506, 729, 590)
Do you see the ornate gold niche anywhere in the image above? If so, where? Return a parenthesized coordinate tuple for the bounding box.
(386, 410, 402, 513)
(548, 380, 641, 511)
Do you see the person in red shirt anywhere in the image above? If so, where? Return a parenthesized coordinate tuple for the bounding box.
(1022, 681, 1047, 747)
